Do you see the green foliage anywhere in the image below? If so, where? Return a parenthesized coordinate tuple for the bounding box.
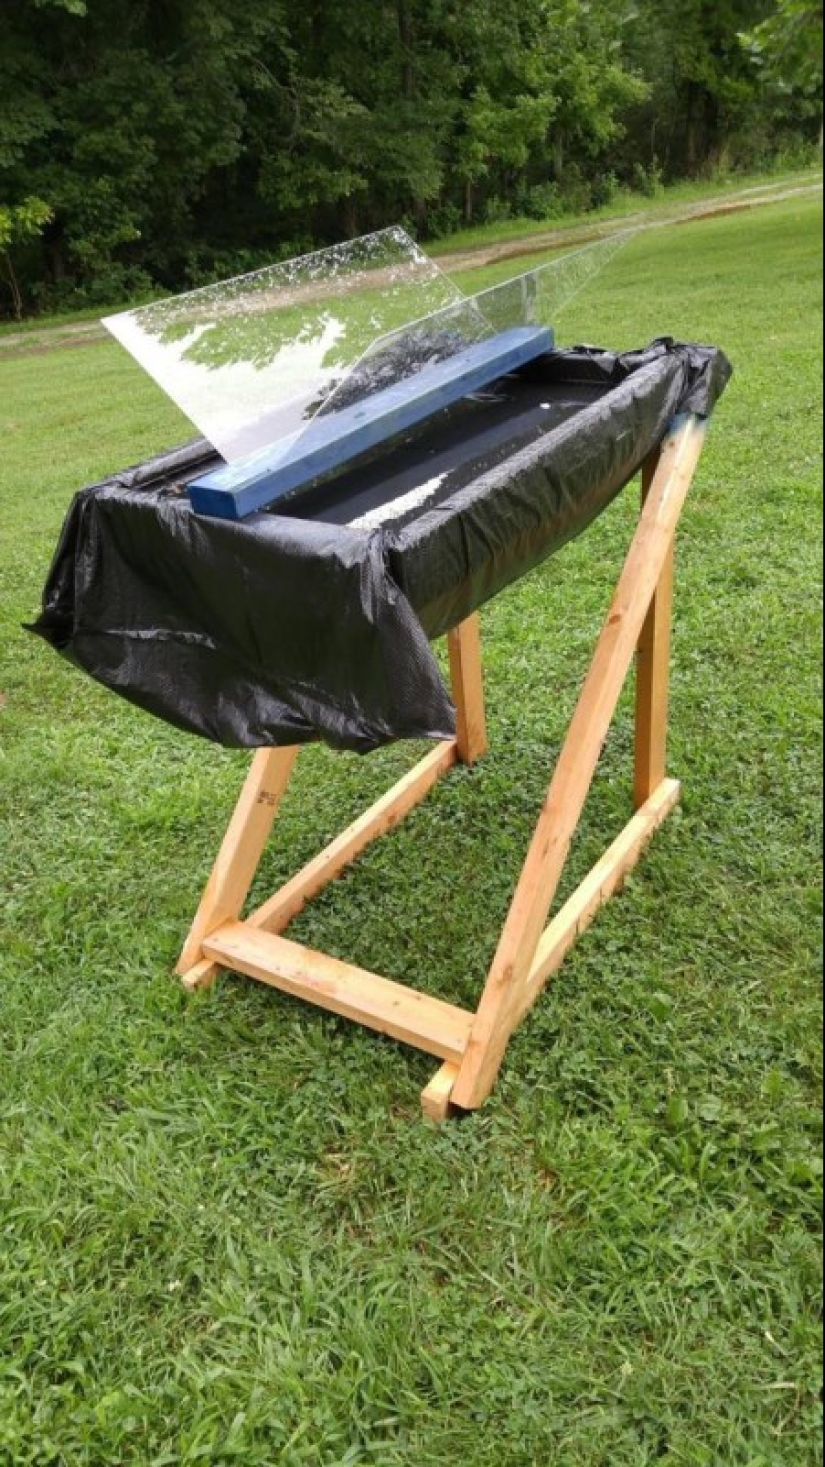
(0, 196, 52, 319)
(443, 0, 647, 224)
(615, 0, 780, 175)
(0, 0, 821, 315)
(743, 1, 825, 100)
(0, 197, 51, 251)
(0, 195, 822, 1464)
(30, 0, 88, 11)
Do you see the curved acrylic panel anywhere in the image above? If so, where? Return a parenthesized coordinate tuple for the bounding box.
(105, 227, 632, 505)
(469, 231, 632, 337)
(103, 228, 467, 464)
(312, 231, 633, 431)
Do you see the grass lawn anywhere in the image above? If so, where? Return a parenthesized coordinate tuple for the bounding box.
(0, 197, 822, 1466)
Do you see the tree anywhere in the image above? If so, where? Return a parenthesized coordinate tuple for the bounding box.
(441, 0, 646, 224)
(0, 198, 52, 319)
(620, 0, 774, 176)
(0, 0, 294, 300)
(539, 0, 649, 185)
(742, 1, 824, 142)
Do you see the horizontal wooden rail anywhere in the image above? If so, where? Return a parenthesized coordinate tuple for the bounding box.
(202, 923, 474, 1062)
(421, 1063, 462, 1123)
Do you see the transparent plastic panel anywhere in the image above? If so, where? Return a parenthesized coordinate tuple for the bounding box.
(304, 231, 632, 437)
(465, 230, 633, 340)
(105, 228, 632, 488)
(103, 228, 467, 463)
(307, 293, 494, 421)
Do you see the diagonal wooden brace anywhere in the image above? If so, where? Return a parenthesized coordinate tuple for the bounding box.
(450, 417, 706, 1112)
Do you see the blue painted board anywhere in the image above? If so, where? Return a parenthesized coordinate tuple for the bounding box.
(188, 326, 554, 521)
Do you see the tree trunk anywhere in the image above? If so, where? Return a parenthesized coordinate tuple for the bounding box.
(3, 253, 24, 322)
(49, 237, 67, 284)
(684, 84, 703, 175)
(343, 199, 360, 238)
(398, 0, 424, 224)
(311, 0, 324, 62)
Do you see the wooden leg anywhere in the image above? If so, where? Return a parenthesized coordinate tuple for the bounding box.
(635, 448, 676, 809)
(448, 614, 488, 766)
(421, 1062, 461, 1123)
(177, 746, 299, 988)
(179, 741, 458, 991)
(451, 418, 706, 1112)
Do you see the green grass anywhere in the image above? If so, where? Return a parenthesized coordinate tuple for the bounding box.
(0, 198, 822, 1466)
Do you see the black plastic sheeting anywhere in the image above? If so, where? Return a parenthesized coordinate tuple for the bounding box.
(29, 338, 731, 753)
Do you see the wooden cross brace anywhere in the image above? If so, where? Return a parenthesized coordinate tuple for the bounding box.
(177, 415, 707, 1120)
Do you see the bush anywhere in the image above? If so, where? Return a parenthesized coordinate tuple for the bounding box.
(481, 196, 514, 226)
(553, 166, 595, 215)
(420, 201, 463, 239)
(181, 246, 309, 290)
(511, 182, 558, 220)
(631, 161, 665, 198)
(30, 263, 153, 315)
(591, 171, 622, 208)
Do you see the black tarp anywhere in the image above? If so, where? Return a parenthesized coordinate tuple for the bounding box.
(29, 338, 732, 753)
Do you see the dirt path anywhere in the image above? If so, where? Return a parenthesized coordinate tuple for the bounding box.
(0, 319, 108, 359)
(433, 180, 823, 273)
(1, 177, 820, 361)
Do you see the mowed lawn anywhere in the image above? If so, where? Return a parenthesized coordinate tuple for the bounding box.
(0, 198, 822, 1466)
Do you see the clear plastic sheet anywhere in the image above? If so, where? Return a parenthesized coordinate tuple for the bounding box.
(103, 228, 466, 464)
(280, 232, 633, 465)
(104, 231, 632, 480)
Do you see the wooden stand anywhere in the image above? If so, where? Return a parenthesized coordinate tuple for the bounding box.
(178, 416, 707, 1119)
